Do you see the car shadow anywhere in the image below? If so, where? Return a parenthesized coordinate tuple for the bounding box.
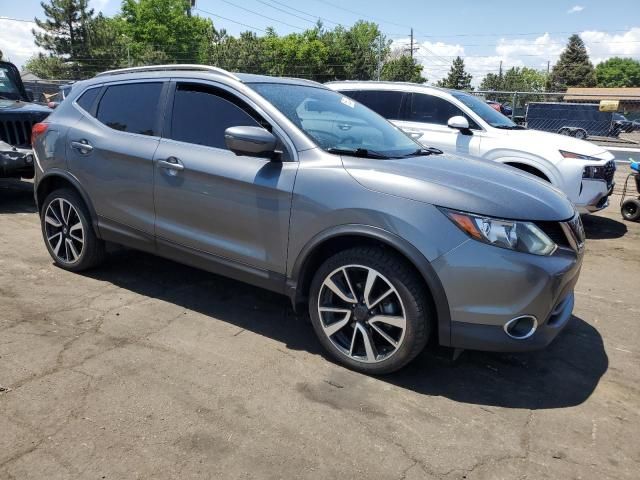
(82, 249, 608, 410)
(0, 179, 38, 214)
(582, 213, 627, 239)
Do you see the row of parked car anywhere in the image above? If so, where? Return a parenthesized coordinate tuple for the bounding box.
(4, 63, 610, 373)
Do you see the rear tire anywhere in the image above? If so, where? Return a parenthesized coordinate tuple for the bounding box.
(308, 247, 431, 374)
(621, 198, 640, 222)
(574, 129, 588, 140)
(41, 189, 105, 271)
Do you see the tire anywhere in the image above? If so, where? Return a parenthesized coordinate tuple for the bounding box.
(574, 129, 588, 140)
(558, 127, 571, 136)
(621, 198, 640, 222)
(40, 188, 105, 271)
(308, 247, 431, 374)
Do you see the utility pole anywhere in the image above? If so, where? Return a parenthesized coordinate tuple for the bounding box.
(404, 28, 418, 59)
(410, 28, 414, 59)
(376, 34, 383, 80)
(499, 60, 503, 77)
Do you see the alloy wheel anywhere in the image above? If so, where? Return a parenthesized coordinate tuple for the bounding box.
(317, 265, 407, 363)
(44, 198, 85, 264)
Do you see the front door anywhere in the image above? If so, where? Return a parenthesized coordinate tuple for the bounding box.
(153, 81, 297, 275)
(394, 92, 482, 156)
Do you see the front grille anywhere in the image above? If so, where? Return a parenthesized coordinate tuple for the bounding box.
(604, 160, 615, 186)
(0, 118, 37, 148)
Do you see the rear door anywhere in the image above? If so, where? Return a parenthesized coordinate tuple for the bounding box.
(66, 81, 167, 246)
(153, 81, 297, 274)
(395, 92, 482, 156)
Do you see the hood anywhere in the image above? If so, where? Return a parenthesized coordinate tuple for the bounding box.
(342, 152, 576, 222)
(0, 99, 52, 114)
(505, 128, 610, 158)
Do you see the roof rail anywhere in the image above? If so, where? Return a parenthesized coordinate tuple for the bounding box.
(95, 64, 240, 80)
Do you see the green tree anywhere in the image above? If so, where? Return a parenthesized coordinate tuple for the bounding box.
(23, 54, 73, 78)
(479, 72, 503, 92)
(548, 34, 596, 91)
(33, 0, 94, 67)
(436, 56, 472, 90)
(381, 55, 426, 83)
(595, 57, 640, 87)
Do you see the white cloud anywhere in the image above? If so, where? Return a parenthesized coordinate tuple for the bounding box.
(0, 18, 43, 71)
(395, 27, 640, 87)
(567, 5, 584, 14)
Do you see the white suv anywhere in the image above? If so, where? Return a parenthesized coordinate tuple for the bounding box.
(327, 82, 616, 213)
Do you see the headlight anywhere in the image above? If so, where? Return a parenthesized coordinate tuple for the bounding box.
(559, 150, 600, 161)
(441, 208, 557, 256)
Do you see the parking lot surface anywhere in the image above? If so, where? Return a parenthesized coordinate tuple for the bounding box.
(1, 170, 639, 480)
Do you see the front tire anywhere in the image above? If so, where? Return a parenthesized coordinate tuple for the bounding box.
(308, 247, 431, 374)
(41, 189, 105, 271)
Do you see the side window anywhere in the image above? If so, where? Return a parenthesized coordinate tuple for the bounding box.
(76, 87, 100, 113)
(406, 93, 479, 128)
(170, 83, 261, 149)
(342, 90, 404, 119)
(96, 82, 163, 136)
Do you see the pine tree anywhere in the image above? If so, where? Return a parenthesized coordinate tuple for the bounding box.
(549, 34, 596, 91)
(436, 56, 472, 90)
(33, 0, 94, 65)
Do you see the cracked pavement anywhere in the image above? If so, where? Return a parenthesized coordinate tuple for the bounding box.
(1, 172, 639, 480)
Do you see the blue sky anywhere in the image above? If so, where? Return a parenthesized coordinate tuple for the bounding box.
(1, 0, 639, 84)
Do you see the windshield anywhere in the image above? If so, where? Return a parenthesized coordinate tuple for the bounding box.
(0, 66, 22, 100)
(451, 91, 517, 128)
(250, 83, 420, 158)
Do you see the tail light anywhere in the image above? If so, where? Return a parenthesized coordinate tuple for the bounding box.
(31, 122, 49, 146)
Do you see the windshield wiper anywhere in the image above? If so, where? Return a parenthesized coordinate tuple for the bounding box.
(493, 124, 526, 130)
(326, 147, 390, 159)
(401, 147, 444, 157)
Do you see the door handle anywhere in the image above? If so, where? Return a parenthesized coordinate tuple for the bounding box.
(158, 157, 184, 172)
(70, 140, 93, 154)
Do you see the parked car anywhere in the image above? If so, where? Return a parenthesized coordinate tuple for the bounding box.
(328, 82, 616, 213)
(0, 60, 52, 178)
(33, 65, 584, 374)
(486, 100, 513, 117)
(611, 113, 639, 135)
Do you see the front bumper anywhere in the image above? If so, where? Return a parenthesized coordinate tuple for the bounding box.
(432, 238, 582, 352)
(576, 179, 614, 213)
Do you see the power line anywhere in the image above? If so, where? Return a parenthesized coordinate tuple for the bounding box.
(193, 7, 267, 33)
(311, 0, 409, 29)
(214, 0, 305, 31)
(0, 16, 36, 24)
(263, 0, 342, 26)
(253, 0, 322, 26)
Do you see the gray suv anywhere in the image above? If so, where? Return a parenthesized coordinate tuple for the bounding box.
(32, 65, 584, 374)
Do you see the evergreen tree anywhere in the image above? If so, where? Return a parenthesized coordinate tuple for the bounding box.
(33, 0, 94, 62)
(436, 56, 472, 90)
(548, 34, 596, 91)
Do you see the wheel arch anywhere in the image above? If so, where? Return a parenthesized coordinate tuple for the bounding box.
(503, 161, 551, 182)
(288, 225, 452, 346)
(36, 171, 100, 237)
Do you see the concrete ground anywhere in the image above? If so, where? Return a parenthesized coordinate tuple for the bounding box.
(1, 170, 639, 480)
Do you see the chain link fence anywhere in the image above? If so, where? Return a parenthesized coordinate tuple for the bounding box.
(471, 90, 640, 146)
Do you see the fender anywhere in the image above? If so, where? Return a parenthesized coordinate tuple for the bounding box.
(35, 169, 102, 238)
(288, 224, 453, 346)
(484, 149, 560, 186)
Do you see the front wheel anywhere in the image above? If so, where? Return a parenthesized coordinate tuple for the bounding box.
(308, 247, 431, 374)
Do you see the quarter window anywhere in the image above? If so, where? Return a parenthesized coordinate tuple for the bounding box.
(76, 87, 100, 113)
(96, 83, 163, 136)
(169, 83, 261, 149)
(342, 90, 404, 119)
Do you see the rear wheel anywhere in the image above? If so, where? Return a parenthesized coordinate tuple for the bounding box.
(558, 127, 571, 136)
(574, 129, 588, 140)
(308, 247, 431, 374)
(621, 198, 640, 222)
(41, 189, 105, 271)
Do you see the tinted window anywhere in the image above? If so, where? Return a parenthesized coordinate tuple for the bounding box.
(96, 83, 163, 136)
(406, 93, 467, 125)
(170, 83, 260, 149)
(76, 87, 100, 113)
(342, 90, 404, 119)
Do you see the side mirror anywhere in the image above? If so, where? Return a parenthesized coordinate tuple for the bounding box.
(25, 88, 35, 102)
(224, 126, 278, 159)
(447, 116, 470, 131)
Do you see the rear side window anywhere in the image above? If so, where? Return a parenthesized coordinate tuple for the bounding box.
(169, 83, 260, 149)
(96, 83, 163, 136)
(76, 87, 100, 112)
(405, 93, 477, 128)
(341, 90, 404, 119)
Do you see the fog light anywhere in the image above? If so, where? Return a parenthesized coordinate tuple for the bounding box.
(504, 315, 538, 340)
(25, 154, 34, 164)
